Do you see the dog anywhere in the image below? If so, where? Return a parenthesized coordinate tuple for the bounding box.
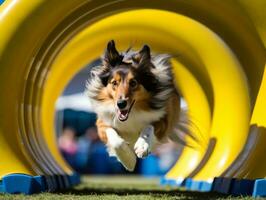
(86, 40, 185, 171)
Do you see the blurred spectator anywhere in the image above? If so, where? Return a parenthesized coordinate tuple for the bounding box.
(76, 126, 126, 174)
(58, 127, 78, 167)
(139, 140, 182, 176)
(157, 141, 183, 173)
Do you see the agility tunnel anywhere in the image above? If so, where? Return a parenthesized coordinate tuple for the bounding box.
(0, 0, 266, 196)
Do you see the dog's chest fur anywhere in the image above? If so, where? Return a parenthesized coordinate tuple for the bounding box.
(99, 108, 165, 147)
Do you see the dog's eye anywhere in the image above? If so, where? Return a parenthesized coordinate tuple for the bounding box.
(129, 79, 138, 88)
(111, 80, 118, 88)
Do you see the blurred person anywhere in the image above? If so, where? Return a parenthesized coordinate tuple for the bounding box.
(57, 109, 128, 174)
(75, 126, 99, 172)
(75, 126, 126, 174)
(58, 127, 78, 167)
(139, 140, 182, 176)
(156, 140, 182, 174)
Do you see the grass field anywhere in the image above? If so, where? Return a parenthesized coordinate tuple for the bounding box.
(0, 176, 265, 200)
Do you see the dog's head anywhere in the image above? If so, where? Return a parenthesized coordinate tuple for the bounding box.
(87, 40, 174, 122)
(96, 40, 161, 122)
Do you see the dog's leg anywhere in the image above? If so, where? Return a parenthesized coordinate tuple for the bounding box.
(106, 128, 136, 171)
(134, 125, 155, 158)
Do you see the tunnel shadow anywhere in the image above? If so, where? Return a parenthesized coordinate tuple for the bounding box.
(58, 185, 229, 200)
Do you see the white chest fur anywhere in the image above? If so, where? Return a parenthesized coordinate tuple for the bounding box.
(99, 108, 165, 148)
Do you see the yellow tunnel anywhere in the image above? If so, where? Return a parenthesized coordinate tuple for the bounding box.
(0, 0, 265, 195)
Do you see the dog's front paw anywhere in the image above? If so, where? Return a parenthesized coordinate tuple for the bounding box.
(134, 137, 150, 158)
(134, 125, 155, 158)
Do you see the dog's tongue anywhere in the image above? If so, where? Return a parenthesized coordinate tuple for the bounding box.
(121, 110, 128, 115)
(118, 110, 129, 121)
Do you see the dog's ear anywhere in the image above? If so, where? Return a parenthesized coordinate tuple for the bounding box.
(139, 45, 151, 61)
(132, 45, 152, 67)
(103, 40, 123, 67)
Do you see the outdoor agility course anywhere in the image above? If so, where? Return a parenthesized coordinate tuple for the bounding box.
(0, 0, 266, 197)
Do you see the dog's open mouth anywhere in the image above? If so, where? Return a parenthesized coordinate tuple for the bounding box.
(117, 100, 135, 122)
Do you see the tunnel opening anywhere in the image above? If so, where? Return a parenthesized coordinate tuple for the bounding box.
(54, 58, 186, 177)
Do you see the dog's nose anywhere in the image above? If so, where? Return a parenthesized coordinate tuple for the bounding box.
(117, 99, 127, 109)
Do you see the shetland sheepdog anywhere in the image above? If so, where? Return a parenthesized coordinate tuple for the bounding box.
(86, 40, 185, 171)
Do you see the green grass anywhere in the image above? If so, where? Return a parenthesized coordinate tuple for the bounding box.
(0, 176, 265, 200)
